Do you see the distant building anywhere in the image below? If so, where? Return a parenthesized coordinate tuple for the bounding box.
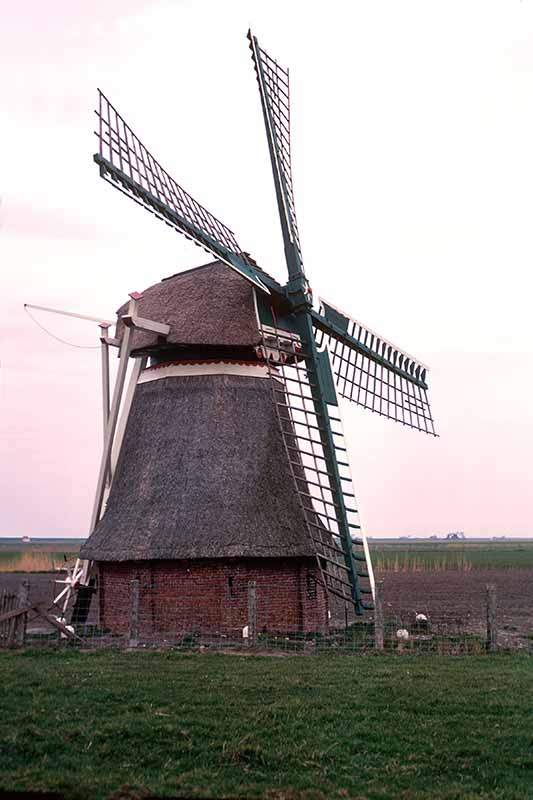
(21, 536, 31, 543)
(446, 532, 465, 540)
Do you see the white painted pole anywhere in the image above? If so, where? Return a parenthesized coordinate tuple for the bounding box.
(111, 355, 147, 476)
(99, 325, 111, 441)
(101, 354, 147, 510)
(24, 303, 114, 326)
(89, 295, 138, 533)
(99, 324, 112, 488)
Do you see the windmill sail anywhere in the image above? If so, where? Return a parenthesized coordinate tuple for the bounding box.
(258, 317, 374, 615)
(313, 302, 436, 435)
(248, 32, 303, 279)
(94, 90, 275, 295)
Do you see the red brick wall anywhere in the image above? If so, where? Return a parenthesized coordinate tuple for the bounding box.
(97, 557, 331, 638)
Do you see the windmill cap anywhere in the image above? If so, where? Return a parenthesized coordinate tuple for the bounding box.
(114, 260, 262, 355)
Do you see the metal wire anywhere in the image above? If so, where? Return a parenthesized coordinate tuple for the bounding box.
(24, 307, 100, 350)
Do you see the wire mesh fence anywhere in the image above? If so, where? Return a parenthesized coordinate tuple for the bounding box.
(1, 567, 532, 654)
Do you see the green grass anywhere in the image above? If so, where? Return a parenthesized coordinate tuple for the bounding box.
(371, 540, 533, 571)
(1, 651, 532, 799)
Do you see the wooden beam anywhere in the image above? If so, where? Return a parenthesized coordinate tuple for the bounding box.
(121, 314, 170, 336)
(24, 303, 113, 326)
(486, 583, 498, 652)
(12, 581, 29, 646)
(0, 604, 35, 625)
(35, 606, 83, 641)
(0, 603, 82, 642)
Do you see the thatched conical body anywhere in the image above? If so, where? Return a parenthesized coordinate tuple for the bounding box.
(81, 370, 313, 561)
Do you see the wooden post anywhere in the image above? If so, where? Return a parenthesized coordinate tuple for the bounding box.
(374, 580, 384, 651)
(7, 581, 30, 647)
(129, 579, 140, 647)
(14, 581, 29, 646)
(486, 583, 497, 652)
(247, 581, 257, 647)
(3, 591, 17, 645)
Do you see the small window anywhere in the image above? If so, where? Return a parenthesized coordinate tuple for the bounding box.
(228, 576, 236, 599)
(306, 571, 317, 599)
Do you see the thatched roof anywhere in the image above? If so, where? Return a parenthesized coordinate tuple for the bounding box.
(115, 261, 262, 354)
(81, 373, 315, 562)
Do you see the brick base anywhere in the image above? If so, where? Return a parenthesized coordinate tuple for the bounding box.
(97, 557, 333, 637)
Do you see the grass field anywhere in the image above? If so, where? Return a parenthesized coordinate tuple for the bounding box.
(1, 538, 533, 573)
(371, 540, 533, 571)
(1, 650, 532, 799)
(0, 540, 81, 572)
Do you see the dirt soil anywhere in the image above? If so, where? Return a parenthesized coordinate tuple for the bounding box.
(376, 567, 533, 646)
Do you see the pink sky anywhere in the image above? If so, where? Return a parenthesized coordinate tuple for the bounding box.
(1, 1, 532, 539)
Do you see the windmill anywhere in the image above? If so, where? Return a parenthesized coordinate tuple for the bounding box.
(76, 31, 436, 636)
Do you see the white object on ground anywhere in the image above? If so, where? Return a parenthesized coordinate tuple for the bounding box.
(55, 616, 76, 639)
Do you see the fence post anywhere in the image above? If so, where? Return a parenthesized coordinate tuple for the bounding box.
(129, 579, 140, 647)
(247, 581, 257, 647)
(8, 581, 30, 647)
(15, 581, 29, 646)
(374, 580, 384, 651)
(1, 591, 15, 643)
(486, 583, 497, 652)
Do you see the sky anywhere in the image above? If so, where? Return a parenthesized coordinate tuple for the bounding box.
(1, 0, 532, 539)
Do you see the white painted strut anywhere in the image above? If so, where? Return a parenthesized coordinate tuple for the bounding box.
(91, 301, 170, 527)
(89, 295, 138, 532)
(24, 303, 114, 326)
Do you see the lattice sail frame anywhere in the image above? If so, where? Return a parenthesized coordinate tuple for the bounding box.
(248, 32, 303, 274)
(258, 321, 375, 616)
(93, 90, 270, 293)
(314, 301, 437, 436)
